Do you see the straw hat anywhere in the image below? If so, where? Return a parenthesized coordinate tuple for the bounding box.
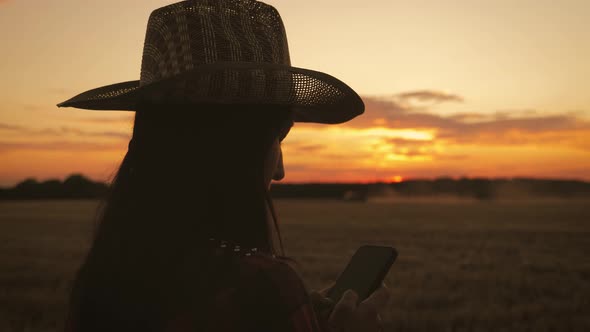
(57, 0, 364, 124)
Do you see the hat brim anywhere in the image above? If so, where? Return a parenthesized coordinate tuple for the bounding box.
(57, 62, 364, 124)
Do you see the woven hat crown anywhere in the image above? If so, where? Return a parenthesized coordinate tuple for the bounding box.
(140, 0, 291, 86)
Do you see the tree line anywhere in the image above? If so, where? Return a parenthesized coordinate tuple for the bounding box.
(1, 174, 589, 200)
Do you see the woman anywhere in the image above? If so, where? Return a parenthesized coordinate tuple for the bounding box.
(58, 1, 390, 331)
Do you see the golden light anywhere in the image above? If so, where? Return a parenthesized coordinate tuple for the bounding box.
(390, 175, 403, 183)
(360, 127, 435, 141)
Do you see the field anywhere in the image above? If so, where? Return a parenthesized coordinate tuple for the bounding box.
(1, 199, 589, 331)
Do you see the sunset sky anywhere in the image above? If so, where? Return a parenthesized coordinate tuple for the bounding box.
(1, 0, 589, 186)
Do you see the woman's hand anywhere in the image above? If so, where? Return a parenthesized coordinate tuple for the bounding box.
(309, 283, 336, 322)
(310, 283, 391, 332)
(329, 284, 390, 332)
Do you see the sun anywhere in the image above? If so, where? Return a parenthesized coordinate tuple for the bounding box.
(390, 175, 403, 183)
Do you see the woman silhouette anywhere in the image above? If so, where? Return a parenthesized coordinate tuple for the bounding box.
(58, 1, 390, 331)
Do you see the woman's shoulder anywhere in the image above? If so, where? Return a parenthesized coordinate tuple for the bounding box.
(205, 239, 310, 313)
(240, 253, 306, 291)
(240, 253, 301, 279)
(206, 238, 303, 288)
(227, 253, 321, 331)
(165, 251, 320, 332)
(236, 253, 310, 313)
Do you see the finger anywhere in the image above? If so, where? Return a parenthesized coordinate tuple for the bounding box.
(319, 282, 335, 297)
(309, 290, 322, 302)
(356, 301, 378, 323)
(376, 313, 384, 332)
(310, 282, 334, 298)
(328, 289, 358, 328)
(360, 286, 391, 311)
(309, 291, 335, 312)
(309, 287, 335, 305)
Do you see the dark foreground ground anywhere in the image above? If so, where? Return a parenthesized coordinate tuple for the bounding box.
(1, 199, 589, 331)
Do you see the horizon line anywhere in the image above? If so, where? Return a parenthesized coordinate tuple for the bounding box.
(2, 174, 589, 189)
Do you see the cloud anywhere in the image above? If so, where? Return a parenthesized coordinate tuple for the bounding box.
(388, 137, 431, 147)
(434, 154, 470, 161)
(341, 96, 460, 129)
(386, 137, 434, 157)
(74, 115, 134, 125)
(396, 90, 464, 104)
(342, 98, 409, 128)
(340, 94, 590, 150)
(435, 114, 585, 141)
(285, 143, 326, 153)
(380, 137, 468, 160)
(57, 127, 130, 139)
(0, 141, 124, 153)
(0, 122, 131, 154)
(0, 122, 130, 140)
(0, 123, 22, 131)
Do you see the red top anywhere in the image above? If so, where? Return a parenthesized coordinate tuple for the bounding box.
(164, 253, 329, 332)
(65, 243, 332, 332)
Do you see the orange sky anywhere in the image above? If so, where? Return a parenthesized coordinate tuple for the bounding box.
(1, 0, 589, 186)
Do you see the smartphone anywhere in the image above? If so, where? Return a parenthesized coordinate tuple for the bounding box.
(326, 245, 397, 303)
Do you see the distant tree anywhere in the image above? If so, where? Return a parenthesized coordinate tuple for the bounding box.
(342, 189, 368, 202)
(13, 178, 41, 199)
(471, 178, 494, 200)
(62, 174, 108, 198)
(39, 180, 63, 199)
(433, 177, 457, 195)
(0, 174, 109, 200)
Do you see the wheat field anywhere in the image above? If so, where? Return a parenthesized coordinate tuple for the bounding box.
(1, 199, 589, 331)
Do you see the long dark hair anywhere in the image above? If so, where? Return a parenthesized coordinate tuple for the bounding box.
(67, 103, 294, 331)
